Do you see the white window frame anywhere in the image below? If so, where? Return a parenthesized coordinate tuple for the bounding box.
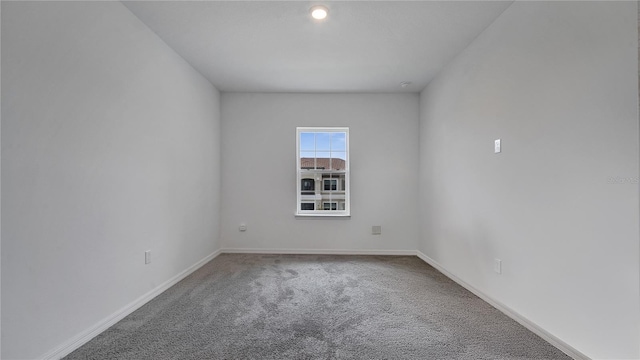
(296, 127, 350, 217)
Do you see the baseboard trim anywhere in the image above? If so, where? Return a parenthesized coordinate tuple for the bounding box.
(41, 249, 223, 360)
(415, 251, 590, 360)
(220, 248, 416, 256)
(37, 248, 588, 360)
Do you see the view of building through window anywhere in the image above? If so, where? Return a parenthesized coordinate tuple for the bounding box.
(296, 128, 349, 215)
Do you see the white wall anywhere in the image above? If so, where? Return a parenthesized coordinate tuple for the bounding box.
(419, 2, 639, 359)
(1, 2, 221, 359)
(221, 93, 419, 252)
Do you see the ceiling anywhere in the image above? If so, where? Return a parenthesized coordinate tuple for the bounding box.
(123, 1, 513, 93)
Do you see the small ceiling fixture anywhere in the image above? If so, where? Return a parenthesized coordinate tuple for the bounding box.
(400, 81, 412, 88)
(310, 5, 329, 20)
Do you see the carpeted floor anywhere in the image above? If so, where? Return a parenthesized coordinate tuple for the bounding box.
(64, 254, 571, 359)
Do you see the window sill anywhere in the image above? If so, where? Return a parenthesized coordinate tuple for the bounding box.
(295, 213, 351, 219)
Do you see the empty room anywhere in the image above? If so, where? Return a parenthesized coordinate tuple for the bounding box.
(2, 1, 639, 359)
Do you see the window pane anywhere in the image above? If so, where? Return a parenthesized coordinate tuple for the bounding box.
(316, 133, 331, 151)
(331, 153, 346, 170)
(301, 203, 314, 210)
(301, 178, 315, 191)
(315, 152, 330, 169)
(300, 151, 315, 159)
(323, 202, 337, 210)
(300, 152, 315, 169)
(331, 174, 341, 191)
(331, 133, 346, 151)
(323, 202, 334, 210)
(300, 133, 315, 151)
(323, 179, 337, 191)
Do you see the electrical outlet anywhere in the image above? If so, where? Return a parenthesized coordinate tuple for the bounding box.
(494, 139, 501, 153)
(494, 258, 502, 274)
(239, 224, 247, 232)
(145, 250, 151, 265)
(372, 226, 382, 235)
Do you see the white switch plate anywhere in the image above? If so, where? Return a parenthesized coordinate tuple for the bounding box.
(239, 224, 247, 232)
(494, 139, 501, 153)
(494, 258, 502, 274)
(372, 226, 382, 235)
(145, 250, 151, 264)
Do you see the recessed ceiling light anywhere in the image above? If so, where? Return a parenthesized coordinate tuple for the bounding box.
(400, 81, 412, 88)
(310, 5, 328, 20)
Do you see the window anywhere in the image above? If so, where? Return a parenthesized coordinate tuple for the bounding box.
(324, 179, 337, 191)
(301, 203, 315, 210)
(301, 178, 315, 195)
(296, 127, 349, 216)
(323, 202, 337, 210)
(302, 179, 315, 191)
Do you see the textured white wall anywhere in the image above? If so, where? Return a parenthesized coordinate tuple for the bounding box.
(419, 2, 639, 359)
(221, 93, 419, 252)
(1, 2, 221, 359)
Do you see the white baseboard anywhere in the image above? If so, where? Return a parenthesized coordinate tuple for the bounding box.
(220, 248, 416, 256)
(41, 249, 223, 360)
(37, 248, 588, 360)
(415, 251, 590, 360)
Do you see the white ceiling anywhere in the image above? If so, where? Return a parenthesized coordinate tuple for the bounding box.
(123, 1, 513, 93)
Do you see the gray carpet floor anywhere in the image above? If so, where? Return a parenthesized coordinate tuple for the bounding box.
(64, 254, 571, 359)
